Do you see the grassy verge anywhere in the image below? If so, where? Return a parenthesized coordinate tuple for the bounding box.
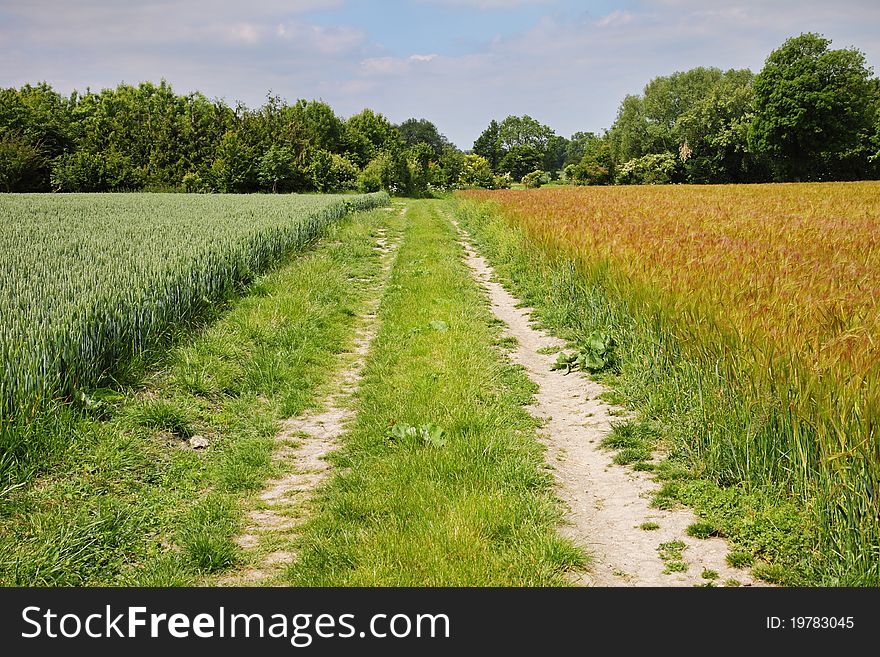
(0, 207, 389, 586)
(283, 200, 584, 586)
(455, 198, 824, 586)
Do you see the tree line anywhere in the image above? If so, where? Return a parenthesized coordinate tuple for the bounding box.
(1, 32, 878, 194)
(471, 33, 879, 187)
(0, 82, 469, 195)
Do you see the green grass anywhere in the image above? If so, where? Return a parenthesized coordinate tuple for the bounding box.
(283, 200, 585, 586)
(687, 521, 721, 539)
(0, 207, 389, 586)
(454, 197, 822, 586)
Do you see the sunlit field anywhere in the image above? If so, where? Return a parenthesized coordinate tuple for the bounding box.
(463, 182, 880, 582)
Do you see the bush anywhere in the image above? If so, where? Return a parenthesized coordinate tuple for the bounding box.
(458, 154, 495, 188)
(51, 149, 143, 192)
(358, 152, 396, 193)
(0, 133, 44, 192)
(310, 149, 358, 193)
(565, 158, 611, 186)
(615, 152, 680, 185)
(521, 170, 545, 188)
(492, 173, 512, 189)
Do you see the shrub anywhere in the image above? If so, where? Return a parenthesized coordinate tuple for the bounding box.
(521, 170, 545, 188)
(615, 152, 680, 185)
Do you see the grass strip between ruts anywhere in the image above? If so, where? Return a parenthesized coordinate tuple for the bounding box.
(283, 200, 584, 586)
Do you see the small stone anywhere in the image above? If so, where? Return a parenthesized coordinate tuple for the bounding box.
(189, 435, 209, 449)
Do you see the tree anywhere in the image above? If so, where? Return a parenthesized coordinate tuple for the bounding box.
(290, 99, 346, 153)
(564, 132, 599, 166)
(750, 33, 876, 181)
(345, 109, 400, 166)
(309, 149, 358, 192)
(398, 118, 448, 157)
(608, 94, 651, 165)
(472, 120, 503, 172)
(499, 144, 543, 180)
(209, 130, 256, 192)
(0, 83, 73, 190)
(257, 144, 298, 192)
(498, 115, 553, 151)
(404, 142, 435, 196)
(543, 134, 569, 176)
(566, 137, 614, 185)
(0, 133, 44, 192)
(677, 70, 758, 183)
(608, 68, 736, 175)
(435, 144, 466, 189)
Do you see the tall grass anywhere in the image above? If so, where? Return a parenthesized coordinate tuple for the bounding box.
(0, 192, 388, 418)
(460, 183, 880, 584)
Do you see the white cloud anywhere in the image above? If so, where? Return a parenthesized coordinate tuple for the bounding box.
(276, 22, 367, 55)
(597, 10, 635, 28)
(360, 57, 410, 76)
(417, 0, 553, 8)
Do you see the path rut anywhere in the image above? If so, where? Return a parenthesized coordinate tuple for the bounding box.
(220, 208, 403, 585)
(453, 215, 761, 587)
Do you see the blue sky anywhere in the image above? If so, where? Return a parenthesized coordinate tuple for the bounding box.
(1, 1, 878, 148)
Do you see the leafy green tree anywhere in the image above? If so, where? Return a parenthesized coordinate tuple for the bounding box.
(0, 83, 73, 190)
(608, 94, 649, 165)
(472, 120, 503, 172)
(499, 144, 543, 180)
(543, 134, 569, 176)
(289, 99, 345, 153)
(345, 109, 401, 167)
(608, 68, 739, 176)
(564, 132, 599, 166)
(498, 115, 553, 151)
(403, 142, 435, 196)
(0, 133, 44, 192)
(435, 144, 466, 189)
(50, 148, 143, 192)
(750, 32, 876, 181)
(398, 118, 448, 157)
(677, 70, 759, 183)
(209, 130, 256, 192)
(257, 144, 299, 192)
(566, 137, 614, 185)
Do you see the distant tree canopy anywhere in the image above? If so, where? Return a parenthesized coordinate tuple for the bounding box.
(750, 32, 877, 181)
(0, 83, 462, 196)
(2, 33, 878, 193)
(470, 32, 878, 186)
(397, 117, 449, 157)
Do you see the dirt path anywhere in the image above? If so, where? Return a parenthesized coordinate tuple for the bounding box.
(221, 209, 403, 585)
(452, 215, 761, 587)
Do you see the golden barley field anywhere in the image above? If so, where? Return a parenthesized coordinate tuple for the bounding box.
(463, 182, 880, 581)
